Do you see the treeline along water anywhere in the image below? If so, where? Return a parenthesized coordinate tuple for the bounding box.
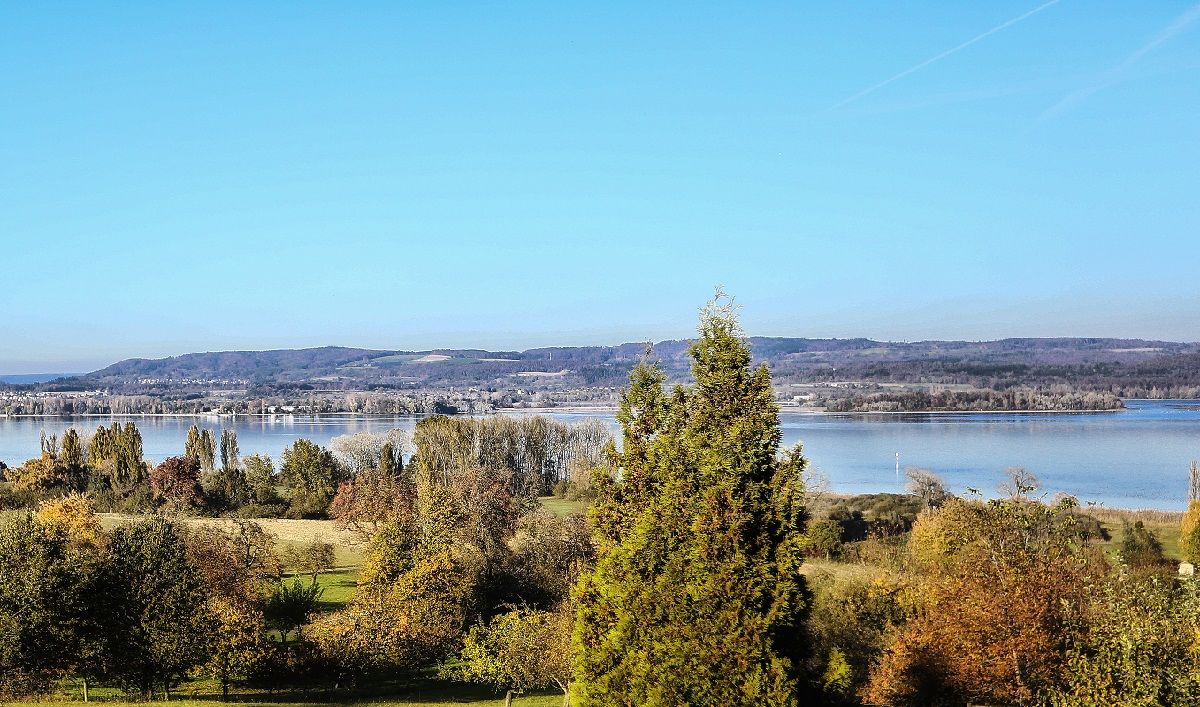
(1, 399, 1197, 510)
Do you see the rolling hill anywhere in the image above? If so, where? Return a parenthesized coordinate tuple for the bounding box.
(34, 337, 1198, 396)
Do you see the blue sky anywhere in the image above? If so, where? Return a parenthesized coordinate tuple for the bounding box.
(2, 1, 1199, 373)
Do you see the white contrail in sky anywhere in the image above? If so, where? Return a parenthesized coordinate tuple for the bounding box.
(1039, 2, 1200, 120)
(831, 0, 1063, 110)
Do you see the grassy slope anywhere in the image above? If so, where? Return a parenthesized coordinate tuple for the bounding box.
(98, 514, 364, 564)
(1089, 507, 1185, 561)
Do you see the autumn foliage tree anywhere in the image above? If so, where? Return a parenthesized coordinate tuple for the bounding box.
(1181, 500, 1200, 565)
(184, 525, 270, 699)
(457, 603, 575, 707)
(149, 456, 204, 511)
(329, 464, 416, 540)
(1049, 571, 1200, 705)
(864, 497, 1105, 705)
(9, 429, 89, 494)
(503, 510, 593, 609)
(36, 493, 104, 549)
(280, 439, 345, 518)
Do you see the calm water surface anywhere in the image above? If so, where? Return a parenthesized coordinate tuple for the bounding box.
(2, 400, 1197, 510)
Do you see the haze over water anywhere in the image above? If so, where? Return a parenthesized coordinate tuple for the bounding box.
(2, 399, 1196, 510)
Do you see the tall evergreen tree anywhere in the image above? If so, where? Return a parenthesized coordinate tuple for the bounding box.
(573, 294, 811, 705)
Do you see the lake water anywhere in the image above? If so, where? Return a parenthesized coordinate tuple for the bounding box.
(2, 399, 1198, 510)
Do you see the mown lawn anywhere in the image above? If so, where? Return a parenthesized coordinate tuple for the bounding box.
(22, 678, 565, 706)
(312, 567, 359, 611)
(7, 698, 562, 706)
(537, 496, 586, 517)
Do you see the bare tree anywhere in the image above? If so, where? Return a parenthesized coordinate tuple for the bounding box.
(998, 466, 1040, 500)
(905, 467, 949, 508)
(803, 466, 832, 507)
(329, 429, 409, 476)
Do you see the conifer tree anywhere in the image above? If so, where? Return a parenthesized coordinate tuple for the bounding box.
(573, 294, 811, 706)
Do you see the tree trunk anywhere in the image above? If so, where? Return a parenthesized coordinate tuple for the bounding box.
(222, 678, 229, 701)
(505, 690, 514, 707)
(562, 687, 571, 707)
(82, 678, 89, 702)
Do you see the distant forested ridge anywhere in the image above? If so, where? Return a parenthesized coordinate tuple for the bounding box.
(3, 337, 1199, 414)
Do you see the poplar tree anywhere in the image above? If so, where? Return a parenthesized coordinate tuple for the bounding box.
(216, 429, 248, 507)
(115, 423, 145, 487)
(185, 426, 217, 474)
(380, 441, 402, 477)
(199, 429, 216, 474)
(185, 426, 202, 463)
(59, 429, 87, 491)
(89, 423, 145, 488)
(220, 429, 240, 474)
(573, 294, 811, 706)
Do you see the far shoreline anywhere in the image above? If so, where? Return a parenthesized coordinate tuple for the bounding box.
(0, 405, 1137, 419)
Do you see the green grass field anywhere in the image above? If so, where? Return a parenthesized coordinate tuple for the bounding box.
(312, 568, 359, 611)
(23, 675, 567, 706)
(9, 696, 561, 700)
(8, 695, 563, 706)
(537, 496, 586, 517)
(32, 702, 560, 707)
(1090, 507, 1186, 561)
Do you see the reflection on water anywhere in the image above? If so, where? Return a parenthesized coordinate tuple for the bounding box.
(1, 399, 1197, 510)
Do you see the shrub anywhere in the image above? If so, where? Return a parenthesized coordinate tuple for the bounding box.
(1117, 520, 1168, 570)
(1181, 500, 1200, 564)
(804, 519, 844, 560)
